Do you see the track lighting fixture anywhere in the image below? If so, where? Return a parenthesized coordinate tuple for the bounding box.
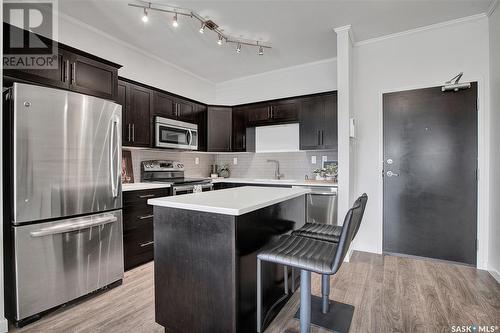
(129, 2, 271, 56)
(142, 8, 149, 22)
(172, 13, 178, 27)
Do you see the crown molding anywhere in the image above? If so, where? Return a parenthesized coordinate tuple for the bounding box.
(56, 12, 215, 84)
(216, 57, 337, 85)
(334, 25, 354, 43)
(487, 0, 499, 16)
(354, 13, 487, 47)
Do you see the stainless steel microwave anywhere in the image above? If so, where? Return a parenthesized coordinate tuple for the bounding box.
(155, 116, 198, 150)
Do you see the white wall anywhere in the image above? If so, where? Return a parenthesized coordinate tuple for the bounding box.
(215, 58, 337, 105)
(351, 16, 491, 269)
(488, 2, 500, 281)
(55, 14, 216, 104)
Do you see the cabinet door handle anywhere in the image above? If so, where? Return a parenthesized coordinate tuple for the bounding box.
(64, 60, 69, 82)
(127, 124, 131, 142)
(138, 194, 155, 198)
(140, 241, 154, 247)
(132, 124, 135, 142)
(271, 106, 274, 119)
(321, 130, 324, 146)
(243, 134, 246, 149)
(318, 131, 321, 146)
(138, 214, 154, 220)
(71, 62, 76, 84)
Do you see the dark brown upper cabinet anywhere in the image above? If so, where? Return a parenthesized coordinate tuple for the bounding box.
(3, 23, 120, 101)
(193, 103, 208, 152)
(207, 106, 232, 152)
(153, 91, 176, 119)
(152, 92, 194, 122)
(299, 93, 338, 150)
(119, 79, 152, 148)
(246, 103, 271, 125)
(245, 99, 299, 126)
(232, 107, 247, 152)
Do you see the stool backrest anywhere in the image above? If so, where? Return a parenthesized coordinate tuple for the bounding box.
(331, 193, 368, 273)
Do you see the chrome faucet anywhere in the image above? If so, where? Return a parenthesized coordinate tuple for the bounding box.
(267, 159, 284, 180)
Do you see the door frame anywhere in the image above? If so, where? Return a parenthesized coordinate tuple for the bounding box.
(378, 77, 489, 269)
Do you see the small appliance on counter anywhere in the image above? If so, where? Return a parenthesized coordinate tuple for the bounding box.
(141, 160, 213, 195)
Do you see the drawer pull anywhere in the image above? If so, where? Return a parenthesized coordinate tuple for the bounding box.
(138, 214, 154, 220)
(140, 241, 154, 247)
(138, 194, 155, 198)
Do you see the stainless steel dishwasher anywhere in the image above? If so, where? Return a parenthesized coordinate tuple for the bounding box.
(294, 186, 338, 225)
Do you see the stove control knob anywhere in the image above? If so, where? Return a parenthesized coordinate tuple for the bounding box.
(178, 163, 184, 169)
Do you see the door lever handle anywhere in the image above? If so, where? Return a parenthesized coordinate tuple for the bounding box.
(386, 171, 400, 177)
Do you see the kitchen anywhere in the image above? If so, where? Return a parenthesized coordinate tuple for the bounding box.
(1, 1, 500, 333)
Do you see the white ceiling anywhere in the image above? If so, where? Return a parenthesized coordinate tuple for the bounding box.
(59, 0, 493, 83)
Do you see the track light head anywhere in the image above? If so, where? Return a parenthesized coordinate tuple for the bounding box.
(142, 8, 149, 22)
(199, 22, 206, 34)
(172, 13, 178, 27)
(217, 35, 223, 45)
(236, 43, 241, 53)
(258, 46, 263, 56)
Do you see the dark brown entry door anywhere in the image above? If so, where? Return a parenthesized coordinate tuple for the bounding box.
(383, 83, 477, 265)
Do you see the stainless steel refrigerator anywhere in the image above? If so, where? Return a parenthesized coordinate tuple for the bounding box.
(4, 83, 123, 325)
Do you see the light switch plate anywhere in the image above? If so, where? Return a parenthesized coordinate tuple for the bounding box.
(233, 157, 238, 165)
(195, 157, 199, 165)
(311, 156, 317, 164)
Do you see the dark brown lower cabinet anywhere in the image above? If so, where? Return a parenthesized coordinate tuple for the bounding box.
(123, 187, 171, 270)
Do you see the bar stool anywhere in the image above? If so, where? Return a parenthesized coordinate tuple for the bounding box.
(256, 194, 367, 333)
(289, 198, 367, 314)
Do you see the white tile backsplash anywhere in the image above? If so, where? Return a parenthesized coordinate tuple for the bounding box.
(125, 149, 337, 182)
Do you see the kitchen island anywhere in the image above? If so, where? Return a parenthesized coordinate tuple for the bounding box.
(148, 186, 309, 333)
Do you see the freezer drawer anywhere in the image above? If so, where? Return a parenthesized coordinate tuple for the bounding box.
(13, 210, 124, 321)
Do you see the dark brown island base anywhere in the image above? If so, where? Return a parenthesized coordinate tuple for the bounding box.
(148, 186, 309, 333)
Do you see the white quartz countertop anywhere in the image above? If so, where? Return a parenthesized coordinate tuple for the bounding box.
(210, 178, 337, 187)
(148, 186, 310, 216)
(122, 182, 172, 192)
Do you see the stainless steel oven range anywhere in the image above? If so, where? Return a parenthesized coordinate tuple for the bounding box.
(141, 160, 213, 195)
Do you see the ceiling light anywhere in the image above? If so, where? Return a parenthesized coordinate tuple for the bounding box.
(142, 8, 149, 23)
(172, 13, 178, 27)
(217, 34, 223, 45)
(258, 46, 263, 56)
(199, 22, 206, 34)
(236, 43, 241, 53)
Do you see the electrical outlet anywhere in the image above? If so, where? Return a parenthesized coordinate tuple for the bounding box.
(311, 156, 316, 164)
(195, 157, 199, 165)
(233, 157, 238, 165)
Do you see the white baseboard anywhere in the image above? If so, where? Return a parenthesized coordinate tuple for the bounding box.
(489, 269, 500, 284)
(0, 317, 8, 333)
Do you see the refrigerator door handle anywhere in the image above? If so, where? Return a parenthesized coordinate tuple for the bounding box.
(30, 215, 118, 237)
(110, 116, 120, 198)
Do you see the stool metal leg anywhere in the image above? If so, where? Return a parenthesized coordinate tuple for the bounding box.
(321, 274, 330, 314)
(291, 267, 295, 291)
(300, 270, 311, 333)
(257, 258, 262, 333)
(284, 266, 289, 295)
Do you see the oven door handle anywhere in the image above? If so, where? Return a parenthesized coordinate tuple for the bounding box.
(30, 215, 118, 237)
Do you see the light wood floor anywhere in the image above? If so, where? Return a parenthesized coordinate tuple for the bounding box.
(10, 251, 500, 333)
